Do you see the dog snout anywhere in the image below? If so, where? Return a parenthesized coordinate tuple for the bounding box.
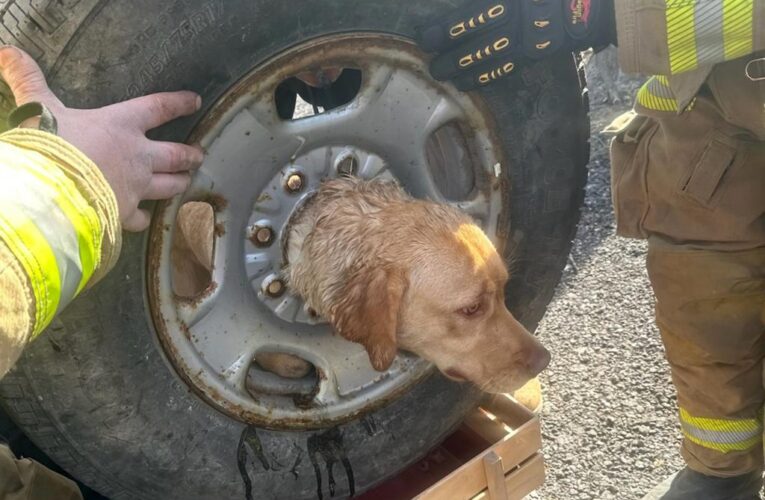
(503, 313, 550, 376)
(526, 346, 551, 377)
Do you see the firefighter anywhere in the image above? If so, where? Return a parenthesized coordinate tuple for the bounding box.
(0, 45, 203, 498)
(417, 1, 764, 498)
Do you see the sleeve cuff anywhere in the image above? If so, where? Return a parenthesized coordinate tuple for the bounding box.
(0, 128, 121, 284)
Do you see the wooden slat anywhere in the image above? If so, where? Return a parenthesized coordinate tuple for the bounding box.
(463, 408, 510, 443)
(482, 452, 509, 500)
(466, 415, 541, 473)
(416, 412, 540, 500)
(472, 454, 545, 500)
(480, 394, 535, 429)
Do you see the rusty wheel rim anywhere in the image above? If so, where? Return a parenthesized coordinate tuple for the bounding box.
(147, 33, 507, 429)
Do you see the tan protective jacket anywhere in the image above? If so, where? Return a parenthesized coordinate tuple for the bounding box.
(0, 129, 120, 378)
(615, 0, 765, 113)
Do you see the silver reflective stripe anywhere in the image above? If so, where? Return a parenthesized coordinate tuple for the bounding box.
(647, 76, 676, 101)
(681, 420, 761, 445)
(694, 0, 726, 67)
(0, 166, 83, 314)
(636, 76, 679, 112)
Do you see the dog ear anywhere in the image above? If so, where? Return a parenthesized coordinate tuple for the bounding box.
(330, 266, 408, 371)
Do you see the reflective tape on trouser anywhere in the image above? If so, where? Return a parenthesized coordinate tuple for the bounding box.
(0, 144, 101, 337)
(679, 408, 762, 453)
(666, 0, 754, 74)
(637, 76, 679, 112)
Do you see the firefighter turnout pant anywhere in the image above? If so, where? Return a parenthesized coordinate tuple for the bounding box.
(610, 53, 765, 477)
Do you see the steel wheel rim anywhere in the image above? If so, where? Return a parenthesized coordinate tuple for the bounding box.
(147, 33, 507, 429)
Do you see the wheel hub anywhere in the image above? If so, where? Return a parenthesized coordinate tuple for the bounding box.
(249, 145, 392, 325)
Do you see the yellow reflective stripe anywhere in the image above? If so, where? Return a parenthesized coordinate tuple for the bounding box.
(6, 158, 101, 293)
(680, 407, 762, 453)
(637, 79, 678, 112)
(723, 0, 753, 60)
(0, 206, 61, 335)
(680, 408, 761, 433)
(684, 432, 761, 452)
(0, 139, 104, 337)
(667, 2, 699, 73)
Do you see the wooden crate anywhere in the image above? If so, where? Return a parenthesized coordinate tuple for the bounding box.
(358, 394, 544, 500)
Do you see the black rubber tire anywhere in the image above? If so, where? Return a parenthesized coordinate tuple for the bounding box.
(0, 1, 589, 499)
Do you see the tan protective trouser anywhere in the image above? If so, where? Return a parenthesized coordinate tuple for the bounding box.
(0, 444, 82, 499)
(610, 54, 765, 477)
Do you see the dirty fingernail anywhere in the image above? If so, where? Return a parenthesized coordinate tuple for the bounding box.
(195, 95, 202, 111)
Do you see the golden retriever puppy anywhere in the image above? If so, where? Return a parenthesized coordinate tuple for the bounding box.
(287, 177, 550, 393)
(172, 179, 550, 392)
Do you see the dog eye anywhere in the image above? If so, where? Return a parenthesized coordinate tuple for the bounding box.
(461, 303, 481, 317)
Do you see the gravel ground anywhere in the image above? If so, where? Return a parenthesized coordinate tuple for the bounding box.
(527, 51, 685, 500)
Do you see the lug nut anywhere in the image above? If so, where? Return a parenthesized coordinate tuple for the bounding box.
(336, 155, 358, 176)
(285, 173, 304, 193)
(251, 225, 274, 247)
(265, 278, 286, 298)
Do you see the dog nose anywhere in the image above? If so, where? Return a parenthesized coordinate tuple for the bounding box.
(527, 346, 551, 376)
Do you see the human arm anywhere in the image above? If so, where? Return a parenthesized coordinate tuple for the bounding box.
(0, 46, 203, 377)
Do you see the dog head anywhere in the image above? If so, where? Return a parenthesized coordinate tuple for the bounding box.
(328, 202, 549, 394)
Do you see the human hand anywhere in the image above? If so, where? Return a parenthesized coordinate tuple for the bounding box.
(417, 0, 615, 91)
(0, 45, 204, 231)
